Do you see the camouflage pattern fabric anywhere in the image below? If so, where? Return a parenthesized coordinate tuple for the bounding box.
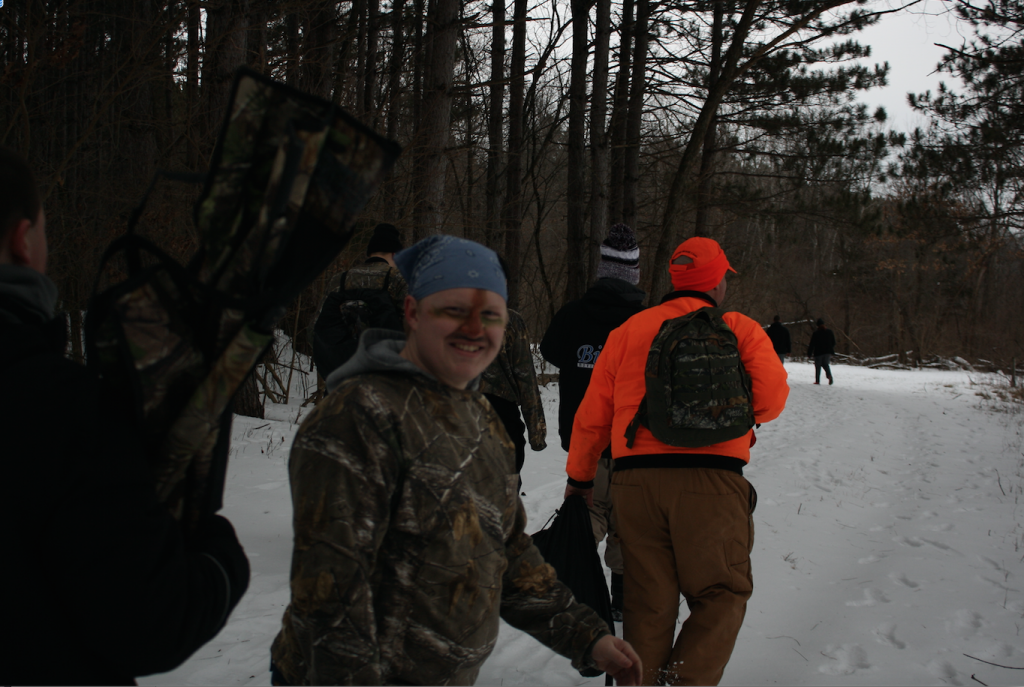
(342, 260, 407, 308)
(271, 371, 608, 685)
(625, 306, 754, 449)
(87, 68, 399, 531)
(479, 309, 547, 451)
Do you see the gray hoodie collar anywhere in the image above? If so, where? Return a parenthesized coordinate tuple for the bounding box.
(325, 328, 485, 394)
(0, 264, 58, 324)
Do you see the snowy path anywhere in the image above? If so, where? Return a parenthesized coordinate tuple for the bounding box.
(140, 362, 1023, 686)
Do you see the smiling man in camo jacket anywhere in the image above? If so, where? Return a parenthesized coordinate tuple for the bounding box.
(270, 234, 642, 686)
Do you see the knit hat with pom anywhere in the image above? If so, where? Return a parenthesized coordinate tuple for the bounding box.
(596, 223, 640, 285)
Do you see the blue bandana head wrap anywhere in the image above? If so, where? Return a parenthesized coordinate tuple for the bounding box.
(395, 235, 507, 302)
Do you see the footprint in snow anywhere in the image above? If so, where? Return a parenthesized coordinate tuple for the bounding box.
(945, 609, 982, 639)
(976, 574, 1017, 592)
(818, 644, 871, 675)
(922, 538, 961, 554)
(846, 588, 890, 607)
(925, 659, 961, 686)
(888, 571, 920, 588)
(978, 556, 1006, 573)
(873, 621, 906, 649)
(976, 641, 1020, 660)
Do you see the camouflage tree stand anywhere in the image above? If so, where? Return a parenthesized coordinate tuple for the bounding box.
(86, 68, 401, 532)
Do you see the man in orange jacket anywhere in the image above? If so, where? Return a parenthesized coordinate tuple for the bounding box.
(564, 237, 789, 686)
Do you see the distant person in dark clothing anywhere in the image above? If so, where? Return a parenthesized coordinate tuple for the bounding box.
(313, 223, 408, 382)
(766, 315, 791, 364)
(1, 146, 250, 685)
(540, 223, 646, 620)
(807, 318, 837, 385)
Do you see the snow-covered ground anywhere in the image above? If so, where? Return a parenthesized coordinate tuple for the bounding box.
(140, 359, 1023, 687)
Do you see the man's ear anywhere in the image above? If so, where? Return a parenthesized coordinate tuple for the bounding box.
(403, 294, 419, 330)
(4, 218, 33, 266)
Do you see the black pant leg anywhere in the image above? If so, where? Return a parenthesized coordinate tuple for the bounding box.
(483, 394, 527, 473)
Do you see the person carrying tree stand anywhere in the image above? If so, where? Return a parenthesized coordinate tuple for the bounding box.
(312, 222, 407, 382)
(1, 148, 250, 685)
(564, 237, 789, 685)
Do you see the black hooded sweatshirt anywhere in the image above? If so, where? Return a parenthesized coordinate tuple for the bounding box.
(1, 268, 248, 686)
(540, 278, 645, 451)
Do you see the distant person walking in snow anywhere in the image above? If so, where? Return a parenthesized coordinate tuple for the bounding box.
(766, 315, 791, 364)
(480, 255, 547, 482)
(1, 147, 250, 685)
(807, 318, 837, 385)
(540, 223, 646, 621)
(271, 235, 642, 686)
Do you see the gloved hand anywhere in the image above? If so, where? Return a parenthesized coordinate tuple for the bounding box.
(191, 514, 251, 610)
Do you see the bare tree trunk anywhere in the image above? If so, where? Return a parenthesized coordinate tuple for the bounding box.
(356, 0, 368, 112)
(486, 0, 506, 250)
(246, 0, 267, 72)
(621, 0, 649, 231)
(119, 0, 160, 183)
(693, 0, 724, 238)
(386, 0, 406, 142)
(564, 0, 590, 304)
(412, 0, 459, 240)
(649, 0, 759, 301)
(186, 0, 200, 169)
(412, 0, 426, 125)
(235, 370, 264, 419)
(503, 0, 528, 309)
(301, 5, 338, 100)
(589, 0, 612, 285)
(365, 0, 380, 124)
(607, 0, 633, 225)
(285, 11, 300, 87)
(203, 0, 247, 151)
(458, 20, 477, 240)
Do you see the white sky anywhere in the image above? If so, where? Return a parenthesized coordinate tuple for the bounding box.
(854, 1, 972, 132)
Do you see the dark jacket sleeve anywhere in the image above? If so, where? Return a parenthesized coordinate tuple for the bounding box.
(507, 314, 547, 450)
(499, 500, 609, 671)
(6, 358, 246, 682)
(540, 305, 572, 369)
(272, 385, 406, 686)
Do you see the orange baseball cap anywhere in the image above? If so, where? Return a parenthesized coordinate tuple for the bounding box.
(669, 237, 736, 292)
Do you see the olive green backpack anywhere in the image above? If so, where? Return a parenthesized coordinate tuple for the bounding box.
(624, 307, 754, 448)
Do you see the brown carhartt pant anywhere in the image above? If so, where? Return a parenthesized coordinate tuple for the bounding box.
(611, 467, 756, 686)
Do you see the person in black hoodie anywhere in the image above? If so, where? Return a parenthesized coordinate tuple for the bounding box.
(540, 223, 646, 620)
(807, 317, 837, 385)
(0, 147, 250, 686)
